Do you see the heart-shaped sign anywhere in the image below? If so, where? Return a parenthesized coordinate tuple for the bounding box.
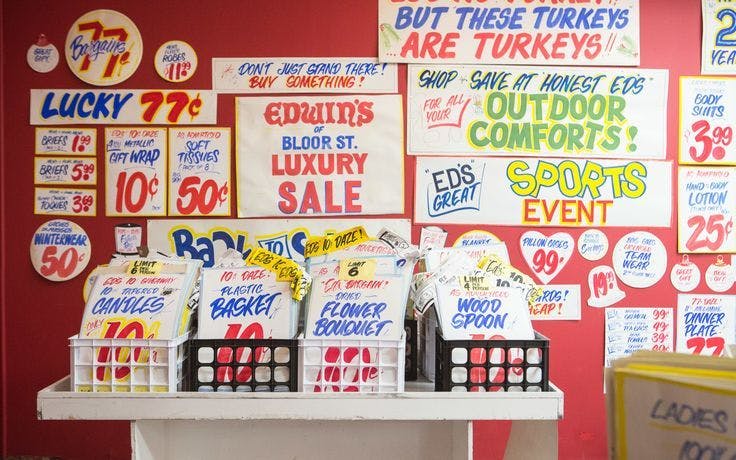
(519, 231, 574, 284)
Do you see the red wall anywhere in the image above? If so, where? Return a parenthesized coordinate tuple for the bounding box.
(0, 1, 718, 459)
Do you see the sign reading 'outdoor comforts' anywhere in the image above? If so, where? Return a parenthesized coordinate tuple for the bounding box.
(407, 65, 667, 159)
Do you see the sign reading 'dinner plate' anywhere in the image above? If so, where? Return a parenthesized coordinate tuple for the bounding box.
(414, 156, 672, 227)
(29, 89, 216, 125)
(236, 95, 404, 217)
(378, 0, 640, 65)
(406, 65, 667, 159)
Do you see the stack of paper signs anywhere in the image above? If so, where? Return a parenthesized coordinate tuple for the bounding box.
(198, 249, 301, 340)
(303, 227, 417, 341)
(412, 243, 538, 341)
(80, 257, 202, 339)
(607, 352, 736, 459)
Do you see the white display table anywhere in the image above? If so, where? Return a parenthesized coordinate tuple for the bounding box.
(38, 377, 563, 460)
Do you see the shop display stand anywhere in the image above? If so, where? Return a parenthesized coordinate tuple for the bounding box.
(38, 376, 563, 460)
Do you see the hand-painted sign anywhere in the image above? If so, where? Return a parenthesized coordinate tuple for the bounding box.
(702, 0, 736, 74)
(407, 65, 667, 158)
(612, 231, 667, 289)
(577, 229, 609, 261)
(676, 294, 735, 356)
(678, 166, 735, 253)
(34, 157, 96, 186)
(415, 156, 672, 227)
(30, 89, 216, 125)
(519, 231, 574, 284)
(65, 9, 142, 86)
(236, 95, 404, 217)
(105, 127, 167, 216)
(155, 40, 197, 83)
(30, 219, 91, 281)
(168, 127, 230, 216)
(146, 218, 411, 267)
(670, 255, 701, 293)
(213, 58, 398, 93)
(528, 284, 580, 320)
(680, 77, 736, 165)
(378, 0, 640, 65)
(587, 265, 625, 308)
(34, 188, 96, 217)
(35, 128, 96, 155)
(605, 307, 673, 367)
(27, 35, 59, 73)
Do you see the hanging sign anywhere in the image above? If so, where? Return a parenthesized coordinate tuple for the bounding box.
(105, 127, 167, 216)
(702, 0, 736, 74)
(378, 0, 640, 65)
(65, 9, 142, 86)
(519, 231, 573, 285)
(612, 231, 667, 289)
(34, 188, 96, 217)
(30, 89, 216, 125)
(414, 156, 672, 227)
(670, 255, 701, 293)
(587, 265, 625, 308)
(529, 284, 581, 320)
(676, 293, 735, 356)
(705, 255, 735, 292)
(679, 77, 736, 165)
(34, 157, 96, 186)
(155, 40, 197, 83)
(678, 166, 736, 254)
(577, 229, 609, 261)
(406, 65, 667, 158)
(30, 219, 91, 282)
(213, 58, 398, 93)
(604, 307, 673, 367)
(235, 95, 404, 217)
(168, 127, 230, 216)
(35, 128, 96, 155)
(27, 34, 59, 73)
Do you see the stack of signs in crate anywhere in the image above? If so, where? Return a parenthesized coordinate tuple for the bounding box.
(77, 257, 202, 391)
(302, 226, 418, 392)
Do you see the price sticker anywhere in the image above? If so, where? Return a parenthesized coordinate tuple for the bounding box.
(338, 258, 377, 280)
(30, 219, 91, 282)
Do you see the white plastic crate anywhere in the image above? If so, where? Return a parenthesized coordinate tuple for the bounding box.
(299, 333, 405, 393)
(70, 333, 188, 392)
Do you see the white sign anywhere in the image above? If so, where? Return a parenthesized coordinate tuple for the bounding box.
(702, 0, 736, 74)
(34, 188, 96, 217)
(679, 77, 736, 165)
(168, 127, 230, 216)
(529, 284, 581, 321)
(213, 58, 398, 93)
(605, 307, 673, 367)
(34, 157, 96, 186)
(677, 294, 736, 356)
(155, 40, 197, 83)
(378, 0, 640, 65)
(612, 231, 667, 288)
(30, 89, 217, 125)
(35, 128, 96, 155)
(236, 95, 404, 217)
(519, 231, 574, 285)
(146, 218, 412, 267)
(414, 156, 672, 227)
(705, 257, 735, 292)
(105, 127, 167, 217)
(27, 38, 59, 73)
(670, 256, 701, 293)
(30, 219, 91, 282)
(407, 65, 667, 158)
(577, 229, 609, 261)
(587, 265, 625, 308)
(678, 166, 736, 254)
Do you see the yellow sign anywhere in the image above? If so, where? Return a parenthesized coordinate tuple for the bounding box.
(338, 258, 377, 280)
(461, 275, 491, 291)
(304, 226, 369, 258)
(246, 247, 310, 301)
(126, 260, 163, 275)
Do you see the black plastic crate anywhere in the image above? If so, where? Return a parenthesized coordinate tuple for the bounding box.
(187, 338, 298, 392)
(404, 319, 418, 381)
(435, 332, 549, 392)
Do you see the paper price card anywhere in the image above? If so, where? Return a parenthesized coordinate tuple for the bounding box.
(529, 285, 581, 320)
(213, 58, 398, 94)
(35, 128, 96, 155)
(680, 77, 736, 165)
(30, 89, 216, 125)
(30, 219, 91, 282)
(198, 267, 296, 340)
(338, 258, 377, 281)
(677, 294, 736, 356)
(604, 307, 673, 367)
(703, 0, 736, 74)
(378, 0, 640, 65)
(519, 231, 574, 285)
(612, 231, 667, 289)
(105, 128, 167, 217)
(34, 188, 96, 217)
(678, 167, 736, 254)
(34, 157, 96, 186)
(168, 127, 230, 216)
(415, 156, 672, 227)
(235, 95, 404, 217)
(407, 65, 666, 159)
(155, 41, 197, 83)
